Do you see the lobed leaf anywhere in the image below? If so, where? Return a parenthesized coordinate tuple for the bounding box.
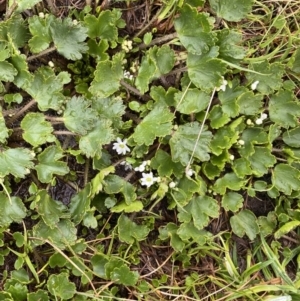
(21, 112, 56, 147)
(63, 96, 98, 135)
(89, 53, 124, 98)
(209, 0, 254, 22)
(0, 193, 27, 228)
(272, 164, 300, 195)
(131, 104, 173, 146)
(35, 146, 69, 183)
(50, 17, 88, 60)
(0, 148, 35, 178)
(230, 210, 259, 240)
(175, 4, 215, 55)
(170, 122, 212, 166)
(178, 195, 219, 230)
(117, 215, 150, 244)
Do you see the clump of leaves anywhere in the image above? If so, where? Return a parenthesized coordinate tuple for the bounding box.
(1, 0, 300, 299)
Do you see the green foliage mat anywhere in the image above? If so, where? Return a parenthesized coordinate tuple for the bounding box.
(1, 0, 300, 300)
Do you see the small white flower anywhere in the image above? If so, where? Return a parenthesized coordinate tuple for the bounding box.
(216, 77, 228, 92)
(246, 119, 253, 125)
(140, 172, 156, 188)
(255, 118, 263, 125)
(72, 19, 78, 26)
(39, 12, 45, 18)
(135, 164, 145, 172)
(169, 181, 176, 188)
(229, 155, 235, 160)
(186, 168, 194, 177)
(251, 80, 259, 91)
(48, 61, 54, 68)
(260, 113, 268, 120)
(112, 137, 130, 155)
(238, 139, 245, 146)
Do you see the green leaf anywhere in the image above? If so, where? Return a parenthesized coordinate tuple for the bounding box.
(0, 15, 28, 48)
(237, 91, 263, 115)
(69, 184, 91, 225)
(0, 148, 35, 178)
(0, 61, 17, 82)
(232, 158, 252, 178)
(111, 201, 143, 213)
(170, 122, 212, 166)
(84, 9, 123, 40)
(35, 146, 69, 183)
(257, 212, 277, 237)
(118, 215, 150, 244)
(175, 88, 211, 114)
(177, 222, 211, 244)
(79, 119, 114, 158)
(288, 48, 300, 73)
(151, 149, 184, 178)
(15, 0, 42, 12)
(104, 175, 136, 205)
(25, 67, 71, 111)
(63, 96, 98, 135)
(230, 210, 259, 240)
(0, 107, 9, 143)
(135, 45, 175, 93)
(89, 53, 123, 98)
(213, 172, 247, 195)
(92, 96, 125, 129)
(187, 52, 227, 92)
(0, 41, 10, 61)
(209, 0, 254, 22)
(209, 105, 230, 129)
(33, 219, 77, 249)
(110, 264, 139, 286)
(178, 196, 219, 230)
(222, 192, 243, 212)
(34, 190, 68, 228)
(219, 79, 247, 117)
(90, 166, 115, 197)
(246, 61, 284, 94)
(159, 223, 185, 252)
(217, 29, 246, 62)
(175, 4, 215, 55)
(272, 164, 300, 195)
(87, 39, 109, 60)
(50, 17, 88, 60)
(248, 147, 276, 177)
(131, 104, 173, 146)
(283, 127, 300, 148)
(10, 54, 33, 89)
(239, 127, 269, 158)
(21, 113, 55, 147)
(28, 289, 49, 301)
(274, 221, 300, 239)
(28, 15, 53, 53)
(0, 193, 27, 228)
(269, 90, 300, 129)
(47, 272, 76, 299)
(210, 124, 240, 156)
